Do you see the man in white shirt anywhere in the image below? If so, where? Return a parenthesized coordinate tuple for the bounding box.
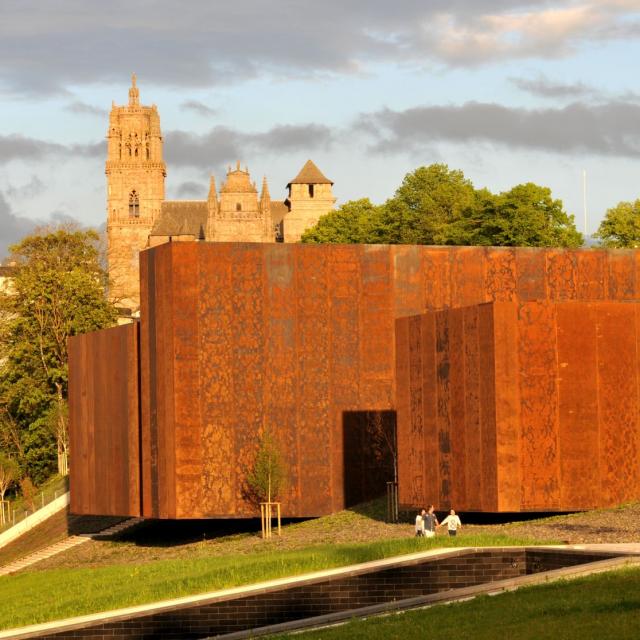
(440, 509, 462, 537)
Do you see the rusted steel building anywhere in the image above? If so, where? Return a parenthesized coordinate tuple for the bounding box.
(69, 243, 640, 517)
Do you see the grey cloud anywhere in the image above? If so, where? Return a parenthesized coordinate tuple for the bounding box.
(0, 192, 39, 259)
(360, 100, 640, 157)
(65, 101, 108, 117)
(510, 76, 597, 99)
(165, 123, 334, 169)
(0, 134, 105, 164)
(181, 100, 218, 117)
(0, 1, 635, 95)
(175, 181, 206, 198)
(5, 176, 46, 199)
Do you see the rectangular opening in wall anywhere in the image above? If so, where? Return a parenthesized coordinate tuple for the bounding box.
(342, 411, 397, 508)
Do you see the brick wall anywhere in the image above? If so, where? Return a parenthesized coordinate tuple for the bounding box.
(25, 549, 614, 640)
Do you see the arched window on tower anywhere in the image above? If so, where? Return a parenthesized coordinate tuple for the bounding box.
(129, 190, 140, 218)
(308, 184, 315, 198)
(236, 202, 242, 212)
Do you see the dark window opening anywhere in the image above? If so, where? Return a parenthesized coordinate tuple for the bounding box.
(129, 190, 140, 218)
(236, 202, 242, 212)
(343, 411, 397, 508)
(308, 184, 315, 198)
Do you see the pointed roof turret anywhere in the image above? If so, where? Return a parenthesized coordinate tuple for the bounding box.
(128, 73, 140, 106)
(260, 175, 270, 202)
(208, 175, 217, 201)
(287, 159, 333, 187)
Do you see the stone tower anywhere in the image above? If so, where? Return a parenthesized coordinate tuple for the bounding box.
(205, 162, 272, 242)
(284, 160, 336, 242)
(106, 74, 166, 310)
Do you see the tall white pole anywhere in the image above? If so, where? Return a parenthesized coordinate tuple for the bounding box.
(583, 169, 588, 238)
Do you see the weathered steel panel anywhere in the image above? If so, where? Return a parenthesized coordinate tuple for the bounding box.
(607, 251, 636, 300)
(556, 302, 599, 509)
(447, 307, 467, 508)
(68, 323, 140, 517)
(264, 243, 300, 515)
(171, 243, 201, 519)
(493, 303, 522, 511)
(450, 246, 485, 308)
(477, 303, 498, 511)
(360, 246, 394, 408)
(198, 243, 235, 516)
(462, 305, 482, 511)
(422, 247, 451, 311)
(395, 317, 413, 507)
(518, 301, 560, 510)
(72, 244, 640, 516)
(296, 246, 332, 515)
(597, 303, 639, 505)
(420, 313, 439, 508)
(485, 248, 517, 302)
(435, 310, 452, 507)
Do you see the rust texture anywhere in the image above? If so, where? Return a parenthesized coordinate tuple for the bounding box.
(397, 300, 640, 512)
(71, 244, 640, 517)
(68, 322, 140, 516)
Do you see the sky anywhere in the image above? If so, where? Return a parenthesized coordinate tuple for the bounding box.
(2, 0, 640, 257)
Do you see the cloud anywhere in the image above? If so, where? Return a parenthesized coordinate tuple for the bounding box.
(0, 192, 39, 259)
(5, 176, 46, 199)
(0, 134, 105, 165)
(1, 1, 639, 94)
(510, 76, 597, 99)
(510, 75, 640, 102)
(359, 100, 640, 157)
(65, 101, 107, 117)
(180, 100, 218, 117)
(165, 123, 334, 168)
(175, 181, 206, 198)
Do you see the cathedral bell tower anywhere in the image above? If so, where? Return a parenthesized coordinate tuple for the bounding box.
(106, 74, 166, 311)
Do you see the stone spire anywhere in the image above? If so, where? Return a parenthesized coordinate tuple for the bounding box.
(260, 175, 270, 206)
(208, 175, 218, 201)
(128, 73, 140, 107)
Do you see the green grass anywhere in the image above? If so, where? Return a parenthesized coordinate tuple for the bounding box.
(0, 533, 547, 631)
(273, 566, 640, 640)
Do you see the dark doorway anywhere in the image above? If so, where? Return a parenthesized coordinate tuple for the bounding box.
(343, 411, 397, 508)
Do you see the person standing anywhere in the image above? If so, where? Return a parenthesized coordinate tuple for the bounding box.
(440, 509, 462, 537)
(423, 505, 439, 538)
(415, 510, 424, 537)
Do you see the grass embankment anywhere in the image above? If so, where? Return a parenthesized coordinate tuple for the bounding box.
(0, 533, 544, 631)
(0, 474, 68, 535)
(273, 566, 640, 640)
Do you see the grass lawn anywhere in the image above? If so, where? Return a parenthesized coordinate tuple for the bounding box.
(273, 566, 640, 640)
(0, 533, 548, 631)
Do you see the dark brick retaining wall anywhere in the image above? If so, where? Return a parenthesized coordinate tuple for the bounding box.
(24, 549, 616, 640)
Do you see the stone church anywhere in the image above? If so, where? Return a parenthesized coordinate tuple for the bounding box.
(107, 75, 336, 310)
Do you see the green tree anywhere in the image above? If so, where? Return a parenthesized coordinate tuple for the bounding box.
(0, 227, 118, 484)
(246, 429, 287, 504)
(381, 164, 479, 244)
(301, 199, 385, 244)
(0, 454, 19, 503)
(594, 199, 640, 248)
(475, 183, 583, 248)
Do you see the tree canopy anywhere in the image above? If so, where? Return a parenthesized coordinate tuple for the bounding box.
(0, 227, 118, 484)
(302, 164, 583, 248)
(594, 199, 640, 248)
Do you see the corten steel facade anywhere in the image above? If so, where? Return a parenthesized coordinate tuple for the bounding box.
(69, 243, 640, 517)
(68, 322, 141, 517)
(396, 301, 640, 513)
